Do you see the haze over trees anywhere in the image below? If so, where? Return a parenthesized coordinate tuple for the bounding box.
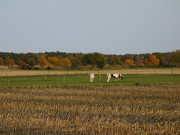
(0, 50, 179, 70)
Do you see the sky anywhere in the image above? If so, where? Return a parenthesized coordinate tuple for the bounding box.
(0, 0, 180, 55)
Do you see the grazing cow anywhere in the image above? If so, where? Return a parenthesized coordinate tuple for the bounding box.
(107, 73, 123, 82)
(111, 74, 123, 81)
(119, 74, 123, 80)
(90, 74, 95, 82)
(107, 73, 111, 82)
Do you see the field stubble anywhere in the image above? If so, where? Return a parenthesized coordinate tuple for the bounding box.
(0, 85, 180, 134)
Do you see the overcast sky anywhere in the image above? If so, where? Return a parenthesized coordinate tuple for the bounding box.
(0, 0, 180, 55)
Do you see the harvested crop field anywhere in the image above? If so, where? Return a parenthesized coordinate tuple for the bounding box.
(0, 85, 180, 134)
(0, 68, 180, 77)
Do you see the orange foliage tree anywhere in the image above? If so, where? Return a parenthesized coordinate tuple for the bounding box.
(0, 57, 3, 65)
(125, 59, 134, 66)
(144, 54, 160, 66)
(48, 57, 60, 68)
(59, 58, 72, 67)
(4, 57, 15, 66)
(38, 56, 49, 68)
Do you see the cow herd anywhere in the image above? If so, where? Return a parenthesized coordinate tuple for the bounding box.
(90, 73, 123, 83)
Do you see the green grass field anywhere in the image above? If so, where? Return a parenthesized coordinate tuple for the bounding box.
(0, 74, 180, 88)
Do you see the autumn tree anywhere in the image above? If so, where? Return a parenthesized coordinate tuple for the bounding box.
(18, 59, 25, 69)
(59, 58, 72, 67)
(48, 57, 60, 68)
(38, 56, 49, 68)
(121, 55, 131, 63)
(152, 52, 165, 66)
(144, 54, 160, 66)
(69, 55, 82, 68)
(18, 57, 28, 70)
(18, 56, 29, 69)
(0, 57, 3, 65)
(125, 59, 134, 66)
(4, 57, 15, 66)
(133, 56, 145, 66)
(17, 56, 35, 69)
(133, 56, 140, 66)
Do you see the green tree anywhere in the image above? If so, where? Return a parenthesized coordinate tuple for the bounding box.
(170, 50, 180, 66)
(29, 58, 36, 69)
(94, 53, 106, 69)
(82, 53, 106, 69)
(109, 56, 122, 66)
(82, 53, 96, 66)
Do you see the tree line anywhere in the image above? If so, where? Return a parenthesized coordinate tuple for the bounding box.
(0, 50, 180, 70)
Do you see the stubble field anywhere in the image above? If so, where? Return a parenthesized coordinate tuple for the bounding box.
(0, 85, 180, 134)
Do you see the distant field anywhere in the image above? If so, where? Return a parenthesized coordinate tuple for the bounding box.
(0, 68, 180, 88)
(0, 74, 180, 88)
(0, 68, 180, 77)
(0, 85, 179, 134)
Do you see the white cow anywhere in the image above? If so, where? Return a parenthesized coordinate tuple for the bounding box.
(107, 73, 111, 82)
(90, 74, 95, 82)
